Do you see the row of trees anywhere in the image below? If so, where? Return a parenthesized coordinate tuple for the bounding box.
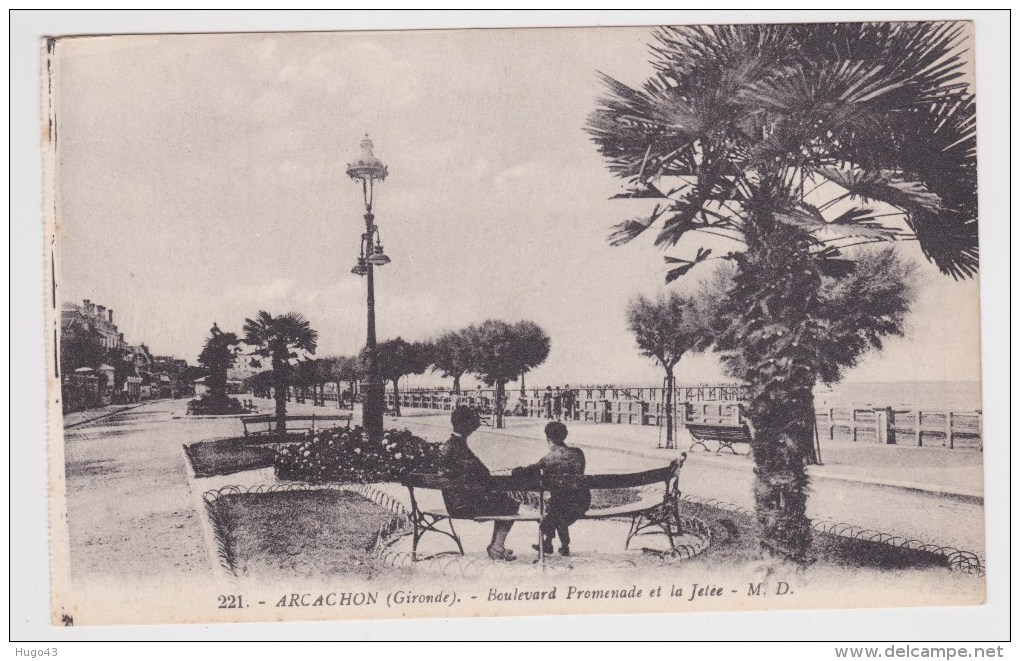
(323, 320, 551, 428)
(594, 22, 976, 562)
(246, 356, 361, 406)
(429, 320, 551, 428)
(198, 312, 551, 433)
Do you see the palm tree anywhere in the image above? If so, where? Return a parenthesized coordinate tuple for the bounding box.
(242, 311, 318, 438)
(626, 291, 716, 449)
(587, 22, 976, 562)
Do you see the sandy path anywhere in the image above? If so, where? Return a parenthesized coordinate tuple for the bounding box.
(61, 399, 240, 581)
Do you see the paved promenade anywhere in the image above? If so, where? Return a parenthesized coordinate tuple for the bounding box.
(62, 400, 215, 583)
(251, 397, 986, 556)
(62, 401, 151, 428)
(59, 397, 986, 587)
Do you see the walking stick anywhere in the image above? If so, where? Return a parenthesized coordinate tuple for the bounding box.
(538, 468, 546, 566)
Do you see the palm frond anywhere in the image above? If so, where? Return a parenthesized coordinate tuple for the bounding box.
(593, 21, 978, 280)
(775, 203, 899, 241)
(586, 73, 705, 180)
(609, 182, 669, 199)
(891, 97, 976, 210)
(811, 166, 942, 213)
(653, 163, 740, 247)
(242, 311, 318, 355)
(827, 208, 902, 240)
(738, 60, 896, 113)
(789, 21, 970, 102)
(663, 247, 721, 283)
(608, 204, 666, 246)
(903, 208, 978, 280)
(655, 201, 707, 248)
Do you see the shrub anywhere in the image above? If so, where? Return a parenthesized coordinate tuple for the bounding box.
(274, 426, 441, 483)
(188, 393, 245, 415)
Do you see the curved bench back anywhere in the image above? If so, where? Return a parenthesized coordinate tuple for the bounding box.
(686, 423, 751, 441)
(404, 453, 686, 492)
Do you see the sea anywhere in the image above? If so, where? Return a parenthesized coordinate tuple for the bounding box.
(813, 380, 983, 412)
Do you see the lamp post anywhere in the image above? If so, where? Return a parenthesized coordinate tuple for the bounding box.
(346, 134, 391, 441)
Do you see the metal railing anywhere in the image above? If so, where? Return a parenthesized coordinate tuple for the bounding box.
(816, 406, 982, 450)
(376, 388, 982, 450)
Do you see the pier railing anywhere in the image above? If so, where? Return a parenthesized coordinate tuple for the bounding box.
(377, 387, 982, 451)
(816, 406, 982, 450)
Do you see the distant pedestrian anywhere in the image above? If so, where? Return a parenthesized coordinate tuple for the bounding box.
(553, 387, 563, 420)
(561, 385, 576, 421)
(542, 386, 553, 419)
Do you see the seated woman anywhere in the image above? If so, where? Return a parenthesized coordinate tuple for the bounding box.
(440, 406, 520, 561)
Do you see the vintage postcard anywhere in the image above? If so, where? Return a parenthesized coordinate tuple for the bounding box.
(44, 21, 987, 628)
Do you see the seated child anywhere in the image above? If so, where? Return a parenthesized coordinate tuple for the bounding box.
(513, 422, 591, 556)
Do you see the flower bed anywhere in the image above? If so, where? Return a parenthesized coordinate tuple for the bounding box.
(184, 438, 275, 478)
(187, 394, 245, 415)
(274, 426, 442, 483)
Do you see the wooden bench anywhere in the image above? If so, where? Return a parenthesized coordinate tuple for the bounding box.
(240, 413, 351, 440)
(687, 423, 752, 455)
(401, 454, 687, 562)
(453, 400, 494, 426)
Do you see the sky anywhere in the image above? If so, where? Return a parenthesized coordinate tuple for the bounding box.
(52, 25, 982, 388)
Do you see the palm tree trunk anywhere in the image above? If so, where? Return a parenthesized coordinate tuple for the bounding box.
(520, 370, 526, 396)
(733, 221, 818, 563)
(273, 356, 288, 439)
(392, 378, 401, 416)
(746, 382, 814, 562)
(802, 390, 820, 465)
(452, 374, 461, 395)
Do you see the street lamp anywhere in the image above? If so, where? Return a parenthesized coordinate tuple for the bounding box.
(346, 134, 391, 441)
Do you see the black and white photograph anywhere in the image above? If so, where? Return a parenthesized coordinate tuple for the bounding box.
(25, 12, 1008, 639)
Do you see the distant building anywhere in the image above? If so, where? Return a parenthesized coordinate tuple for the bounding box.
(152, 355, 188, 374)
(61, 299, 126, 352)
(151, 355, 190, 398)
(61, 299, 196, 409)
(124, 343, 153, 375)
